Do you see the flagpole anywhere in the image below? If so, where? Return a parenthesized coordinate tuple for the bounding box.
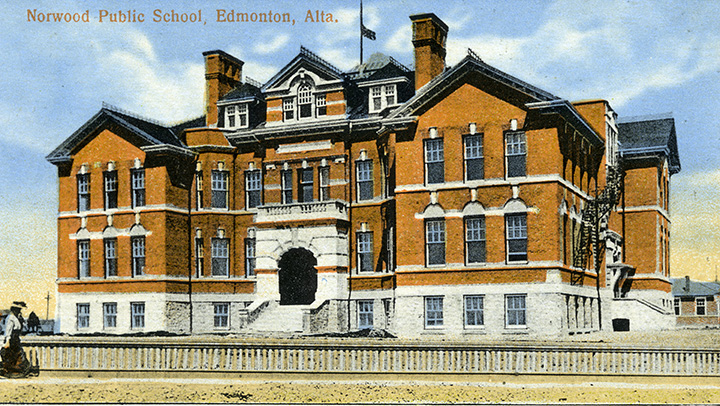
(360, 0, 364, 65)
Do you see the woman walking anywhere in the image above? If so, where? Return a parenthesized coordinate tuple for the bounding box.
(1, 301, 36, 378)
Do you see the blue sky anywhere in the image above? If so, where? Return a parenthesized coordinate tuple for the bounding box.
(1, 0, 718, 316)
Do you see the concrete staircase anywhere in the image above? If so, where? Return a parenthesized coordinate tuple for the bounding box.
(249, 303, 306, 333)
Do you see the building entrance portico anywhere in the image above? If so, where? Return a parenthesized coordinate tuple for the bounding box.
(278, 248, 317, 305)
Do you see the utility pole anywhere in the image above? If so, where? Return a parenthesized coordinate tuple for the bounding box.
(45, 292, 50, 320)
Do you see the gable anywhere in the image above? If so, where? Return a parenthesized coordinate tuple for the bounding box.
(263, 48, 345, 94)
(73, 127, 146, 164)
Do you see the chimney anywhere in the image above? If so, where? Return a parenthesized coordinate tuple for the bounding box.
(410, 13, 449, 90)
(202, 50, 243, 126)
(684, 275, 690, 292)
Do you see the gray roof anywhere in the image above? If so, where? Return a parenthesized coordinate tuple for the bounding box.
(617, 114, 681, 174)
(47, 104, 190, 164)
(671, 277, 720, 297)
(220, 82, 264, 102)
(346, 52, 412, 81)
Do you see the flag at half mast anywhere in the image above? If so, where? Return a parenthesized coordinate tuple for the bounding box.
(362, 24, 376, 40)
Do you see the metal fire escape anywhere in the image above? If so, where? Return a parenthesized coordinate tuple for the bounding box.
(572, 156, 623, 285)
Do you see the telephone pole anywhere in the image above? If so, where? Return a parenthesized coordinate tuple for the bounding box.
(45, 292, 50, 320)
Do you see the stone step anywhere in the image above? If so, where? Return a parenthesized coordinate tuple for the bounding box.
(250, 304, 305, 332)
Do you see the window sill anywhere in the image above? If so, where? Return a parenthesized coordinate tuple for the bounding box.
(504, 325, 528, 331)
(462, 327, 486, 334)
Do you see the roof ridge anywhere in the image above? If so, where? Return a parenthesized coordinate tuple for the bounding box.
(617, 112, 674, 124)
(101, 102, 168, 128)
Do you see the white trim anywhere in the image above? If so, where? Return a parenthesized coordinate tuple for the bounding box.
(277, 140, 333, 154)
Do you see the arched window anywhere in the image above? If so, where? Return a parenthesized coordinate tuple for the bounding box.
(298, 83, 313, 118)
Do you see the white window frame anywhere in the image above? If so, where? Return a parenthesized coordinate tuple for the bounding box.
(77, 173, 90, 212)
(464, 134, 484, 181)
(465, 216, 486, 265)
(425, 219, 446, 266)
(245, 237, 256, 278)
(281, 169, 293, 204)
(245, 169, 262, 209)
(212, 238, 230, 277)
(283, 97, 295, 121)
(211, 170, 228, 209)
(358, 300, 374, 329)
(316, 93, 327, 116)
(225, 103, 249, 129)
(319, 166, 330, 201)
(506, 132, 527, 178)
(674, 297, 680, 316)
(77, 303, 90, 329)
(369, 84, 397, 113)
(132, 236, 145, 276)
(104, 170, 118, 210)
(424, 138, 444, 184)
(506, 214, 528, 262)
(356, 160, 373, 201)
(424, 296, 444, 328)
(506, 294, 527, 327)
(131, 302, 145, 329)
(131, 169, 145, 208)
(214, 302, 230, 328)
(464, 295, 484, 327)
(103, 302, 117, 329)
(195, 237, 204, 277)
(78, 240, 90, 278)
(104, 238, 117, 277)
(297, 84, 313, 119)
(357, 231, 373, 273)
(696, 297, 706, 316)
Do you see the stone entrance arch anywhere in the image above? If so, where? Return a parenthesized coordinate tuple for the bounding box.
(278, 248, 317, 305)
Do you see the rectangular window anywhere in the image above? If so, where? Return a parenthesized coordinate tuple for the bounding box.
(77, 303, 90, 329)
(212, 238, 229, 277)
(465, 216, 486, 264)
(104, 238, 117, 277)
(237, 103, 248, 128)
(358, 300, 374, 329)
(77, 174, 90, 212)
(506, 132, 527, 177)
(464, 295, 484, 327)
(245, 170, 262, 209)
(196, 171, 203, 210)
(425, 220, 446, 266)
(226, 105, 236, 128)
(214, 303, 229, 328)
(245, 238, 256, 277)
(319, 166, 330, 201)
(104, 171, 118, 210)
(674, 297, 680, 315)
(281, 169, 293, 204)
(131, 169, 145, 208)
(103, 302, 117, 329)
(697, 297, 706, 316)
(356, 160, 373, 201)
(211, 170, 228, 209)
(78, 240, 90, 278)
(424, 138, 444, 184)
(316, 94, 327, 116)
(283, 98, 295, 121)
(131, 302, 145, 329)
(506, 295, 527, 327)
(298, 86, 313, 118)
(131, 236, 145, 276)
(357, 232, 373, 272)
(195, 237, 204, 277)
(386, 226, 395, 271)
(371, 86, 382, 112)
(464, 134, 484, 180)
(298, 168, 313, 203)
(425, 296, 444, 327)
(384, 84, 396, 106)
(506, 214, 528, 262)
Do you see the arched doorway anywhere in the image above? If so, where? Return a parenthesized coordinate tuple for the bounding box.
(278, 248, 317, 305)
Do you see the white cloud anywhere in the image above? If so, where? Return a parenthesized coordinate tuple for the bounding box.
(254, 34, 290, 55)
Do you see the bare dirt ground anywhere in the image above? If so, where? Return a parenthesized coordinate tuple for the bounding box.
(3, 329, 720, 403)
(2, 377, 720, 404)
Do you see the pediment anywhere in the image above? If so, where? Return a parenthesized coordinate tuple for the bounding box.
(263, 48, 345, 94)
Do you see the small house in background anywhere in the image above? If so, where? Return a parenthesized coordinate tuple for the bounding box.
(672, 276, 720, 327)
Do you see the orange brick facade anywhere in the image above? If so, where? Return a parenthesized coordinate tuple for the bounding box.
(48, 13, 680, 336)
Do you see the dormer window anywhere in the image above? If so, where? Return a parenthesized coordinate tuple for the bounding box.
(225, 103, 248, 129)
(298, 84, 313, 118)
(369, 84, 397, 113)
(283, 98, 295, 120)
(316, 94, 327, 116)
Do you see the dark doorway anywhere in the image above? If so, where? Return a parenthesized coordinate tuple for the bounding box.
(278, 248, 317, 305)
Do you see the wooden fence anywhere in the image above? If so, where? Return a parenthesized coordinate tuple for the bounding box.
(21, 336, 720, 378)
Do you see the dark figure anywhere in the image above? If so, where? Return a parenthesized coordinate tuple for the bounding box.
(0, 301, 37, 378)
(26, 312, 40, 334)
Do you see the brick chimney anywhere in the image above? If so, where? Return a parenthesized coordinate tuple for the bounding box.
(410, 13, 448, 90)
(202, 50, 243, 126)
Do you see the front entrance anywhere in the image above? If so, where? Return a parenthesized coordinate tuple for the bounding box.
(278, 248, 317, 305)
